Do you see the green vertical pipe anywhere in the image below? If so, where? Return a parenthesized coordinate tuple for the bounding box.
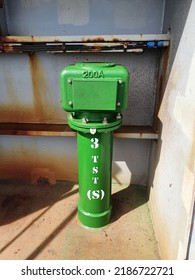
(77, 131, 113, 228)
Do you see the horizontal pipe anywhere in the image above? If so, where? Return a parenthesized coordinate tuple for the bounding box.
(0, 41, 169, 53)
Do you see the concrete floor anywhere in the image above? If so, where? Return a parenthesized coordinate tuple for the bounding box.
(0, 180, 160, 260)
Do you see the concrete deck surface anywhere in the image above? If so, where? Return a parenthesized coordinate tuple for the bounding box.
(0, 180, 160, 260)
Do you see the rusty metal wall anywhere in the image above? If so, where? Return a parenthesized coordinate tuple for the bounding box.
(0, 135, 151, 185)
(0, 51, 157, 185)
(0, 0, 166, 185)
(0, 51, 160, 125)
(0, 53, 66, 123)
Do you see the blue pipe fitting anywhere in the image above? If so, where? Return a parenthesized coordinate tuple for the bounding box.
(147, 41, 155, 48)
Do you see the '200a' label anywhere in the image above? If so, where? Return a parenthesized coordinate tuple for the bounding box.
(82, 70, 104, 78)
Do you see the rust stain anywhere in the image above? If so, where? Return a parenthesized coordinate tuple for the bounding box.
(0, 37, 26, 53)
(28, 53, 49, 121)
(83, 37, 107, 43)
(0, 49, 67, 123)
(0, 35, 132, 46)
(0, 36, 17, 43)
(0, 153, 78, 182)
(0, 106, 41, 123)
(83, 36, 126, 43)
(0, 36, 38, 44)
(0, 68, 27, 123)
(1, 36, 121, 43)
(0, 126, 78, 182)
(0, 162, 35, 181)
(28, 53, 66, 123)
(0, 123, 75, 136)
(0, 142, 37, 180)
(111, 37, 122, 42)
(3, 44, 14, 53)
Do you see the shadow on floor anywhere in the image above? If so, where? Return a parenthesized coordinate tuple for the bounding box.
(25, 185, 149, 260)
(0, 181, 148, 227)
(112, 184, 148, 222)
(0, 180, 77, 226)
(0, 181, 149, 260)
(26, 208, 77, 260)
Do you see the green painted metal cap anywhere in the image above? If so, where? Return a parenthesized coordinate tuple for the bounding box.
(60, 62, 129, 113)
